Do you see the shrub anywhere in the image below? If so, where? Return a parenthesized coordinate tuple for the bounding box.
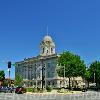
(26, 88, 33, 92)
(46, 86, 52, 92)
(33, 88, 38, 92)
(37, 87, 41, 92)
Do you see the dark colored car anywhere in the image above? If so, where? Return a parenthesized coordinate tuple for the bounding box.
(0, 86, 15, 93)
(0, 86, 6, 93)
(15, 86, 26, 94)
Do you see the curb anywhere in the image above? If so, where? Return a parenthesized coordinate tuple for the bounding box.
(25, 91, 82, 95)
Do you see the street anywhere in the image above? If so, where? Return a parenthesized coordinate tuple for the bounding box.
(0, 91, 100, 100)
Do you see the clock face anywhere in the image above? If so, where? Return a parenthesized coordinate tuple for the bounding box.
(45, 43, 49, 47)
(45, 46, 48, 51)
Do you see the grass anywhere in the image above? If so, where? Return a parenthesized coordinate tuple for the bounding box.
(26, 88, 33, 92)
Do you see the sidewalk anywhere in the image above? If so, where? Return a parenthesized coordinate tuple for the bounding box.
(26, 90, 82, 95)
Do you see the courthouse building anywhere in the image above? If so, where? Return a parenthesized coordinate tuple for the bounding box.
(15, 34, 84, 88)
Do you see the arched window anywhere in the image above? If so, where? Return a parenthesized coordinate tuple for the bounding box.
(47, 50, 49, 53)
(42, 48, 45, 54)
(51, 48, 53, 53)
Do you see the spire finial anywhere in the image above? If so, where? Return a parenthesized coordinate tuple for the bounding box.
(47, 26, 49, 36)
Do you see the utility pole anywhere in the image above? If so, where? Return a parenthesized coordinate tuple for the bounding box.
(64, 65, 66, 88)
(8, 61, 11, 87)
(7, 68, 10, 87)
(8, 69, 10, 79)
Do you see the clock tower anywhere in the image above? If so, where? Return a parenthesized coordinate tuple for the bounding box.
(40, 34, 55, 56)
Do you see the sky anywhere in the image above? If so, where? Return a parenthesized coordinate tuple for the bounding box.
(0, 0, 100, 79)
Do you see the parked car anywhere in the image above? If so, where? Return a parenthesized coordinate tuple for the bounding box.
(0, 86, 15, 93)
(9, 87, 16, 93)
(15, 86, 26, 94)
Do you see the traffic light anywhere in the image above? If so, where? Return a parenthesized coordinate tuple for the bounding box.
(8, 61, 11, 68)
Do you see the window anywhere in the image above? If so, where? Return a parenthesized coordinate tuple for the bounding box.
(51, 48, 53, 53)
(60, 81, 62, 85)
(48, 81, 50, 85)
(39, 73, 41, 78)
(42, 48, 45, 54)
(47, 50, 49, 53)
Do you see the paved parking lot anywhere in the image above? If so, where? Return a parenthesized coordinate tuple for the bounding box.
(0, 91, 100, 100)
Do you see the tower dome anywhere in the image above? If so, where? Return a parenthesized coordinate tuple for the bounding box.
(40, 34, 56, 56)
(43, 35, 53, 42)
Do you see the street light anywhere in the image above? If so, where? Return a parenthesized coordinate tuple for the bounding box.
(41, 63, 45, 90)
(94, 72, 95, 83)
(7, 68, 10, 87)
(63, 65, 66, 88)
(35, 63, 37, 89)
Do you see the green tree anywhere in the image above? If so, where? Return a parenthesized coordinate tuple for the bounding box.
(0, 70, 5, 81)
(89, 61, 100, 87)
(57, 51, 86, 89)
(84, 68, 91, 87)
(15, 74, 23, 86)
(2, 80, 9, 86)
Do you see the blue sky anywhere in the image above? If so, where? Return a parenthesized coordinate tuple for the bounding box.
(0, 0, 100, 79)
